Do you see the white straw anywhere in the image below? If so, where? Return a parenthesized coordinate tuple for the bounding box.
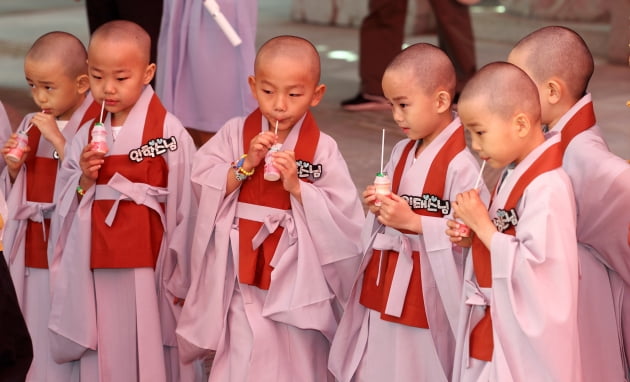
(474, 160, 486, 189)
(23, 123, 33, 134)
(274, 120, 278, 135)
(99, 99, 105, 123)
(380, 128, 385, 174)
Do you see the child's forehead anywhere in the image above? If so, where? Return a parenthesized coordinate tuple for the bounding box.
(24, 57, 72, 80)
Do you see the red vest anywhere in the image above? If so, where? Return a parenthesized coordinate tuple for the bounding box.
(90, 95, 168, 269)
(24, 100, 101, 268)
(360, 127, 466, 328)
(469, 143, 563, 361)
(237, 109, 320, 290)
(558, 101, 596, 154)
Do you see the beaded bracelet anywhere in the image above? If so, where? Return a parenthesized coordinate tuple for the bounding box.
(76, 185, 85, 196)
(232, 154, 255, 180)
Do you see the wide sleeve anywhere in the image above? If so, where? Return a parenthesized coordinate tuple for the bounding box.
(489, 170, 579, 378)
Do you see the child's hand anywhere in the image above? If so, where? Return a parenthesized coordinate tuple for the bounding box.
(274, 150, 301, 196)
(376, 193, 422, 233)
(245, 131, 276, 169)
(31, 111, 64, 147)
(362, 185, 380, 214)
(79, 143, 105, 183)
(453, 189, 496, 246)
(446, 219, 473, 247)
(2, 133, 31, 181)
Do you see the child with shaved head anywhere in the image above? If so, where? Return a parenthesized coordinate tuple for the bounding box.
(49, 20, 197, 381)
(176, 35, 364, 381)
(449, 62, 580, 381)
(508, 26, 630, 381)
(329, 43, 488, 382)
(0, 31, 99, 381)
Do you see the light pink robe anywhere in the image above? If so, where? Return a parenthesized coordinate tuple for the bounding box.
(547, 94, 630, 381)
(0, 101, 13, 173)
(1, 94, 95, 382)
(48, 86, 198, 381)
(329, 117, 489, 382)
(453, 136, 581, 382)
(176, 113, 364, 382)
(156, 0, 257, 132)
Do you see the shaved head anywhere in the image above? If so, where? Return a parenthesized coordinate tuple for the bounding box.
(26, 31, 87, 78)
(460, 62, 541, 124)
(255, 35, 321, 84)
(90, 20, 152, 65)
(384, 43, 456, 97)
(510, 26, 593, 100)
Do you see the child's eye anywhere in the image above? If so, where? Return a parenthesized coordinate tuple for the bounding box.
(399, 103, 408, 109)
(476, 131, 485, 136)
(117, 77, 128, 82)
(289, 93, 302, 97)
(45, 86, 54, 91)
(27, 83, 35, 89)
(262, 89, 273, 95)
(91, 74, 102, 80)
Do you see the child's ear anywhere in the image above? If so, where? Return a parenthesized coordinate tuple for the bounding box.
(309, 84, 327, 107)
(247, 75, 258, 100)
(514, 112, 531, 138)
(76, 74, 90, 95)
(435, 90, 451, 113)
(545, 78, 562, 105)
(143, 63, 156, 85)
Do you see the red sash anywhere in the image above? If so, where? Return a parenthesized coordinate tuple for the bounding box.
(90, 94, 168, 269)
(469, 143, 563, 361)
(559, 101, 596, 154)
(360, 126, 467, 328)
(24, 101, 101, 269)
(237, 109, 320, 290)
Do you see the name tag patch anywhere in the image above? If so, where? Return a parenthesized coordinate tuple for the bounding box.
(296, 159, 322, 180)
(129, 136, 178, 163)
(401, 193, 450, 216)
(493, 208, 519, 232)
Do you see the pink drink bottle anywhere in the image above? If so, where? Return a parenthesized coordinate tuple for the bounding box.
(263, 143, 282, 181)
(91, 122, 109, 153)
(6, 131, 28, 162)
(373, 172, 391, 206)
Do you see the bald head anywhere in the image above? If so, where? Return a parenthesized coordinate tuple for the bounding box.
(26, 31, 87, 78)
(90, 20, 151, 65)
(510, 26, 593, 100)
(255, 35, 321, 84)
(460, 62, 541, 125)
(385, 43, 456, 97)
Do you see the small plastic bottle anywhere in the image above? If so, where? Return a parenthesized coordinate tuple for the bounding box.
(373, 172, 391, 206)
(91, 122, 109, 154)
(6, 131, 29, 162)
(263, 143, 282, 181)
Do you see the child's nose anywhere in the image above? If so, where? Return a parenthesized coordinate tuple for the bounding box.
(103, 78, 115, 94)
(34, 89, 47, 104)
(273, 94, 287, 112)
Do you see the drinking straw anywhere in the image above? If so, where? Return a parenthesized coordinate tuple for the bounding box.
(474, 160, 487, 189)
(380, 128, 385, 174)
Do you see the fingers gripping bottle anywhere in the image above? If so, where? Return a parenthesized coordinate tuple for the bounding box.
(263, 143, 282, 181)
(91, 122, 109, 154)
(373, 172, 391, 207)
(6, 131, 28, 162)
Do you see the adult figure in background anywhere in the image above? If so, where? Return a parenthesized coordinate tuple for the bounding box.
(84, 0, 162, 67)
(342, 0, 477, 111)
(156, 0, 258, 147)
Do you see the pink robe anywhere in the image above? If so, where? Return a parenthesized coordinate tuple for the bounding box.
(176, 112, 364, 382)
(1, 94, 96, 382)
(453, 136, 581, 381)
(547, 94, 630, 381)
(329, 117, 489, 382)
(0, 101, 13, 173)
(156, 0, 257, 132)
(48, 86, 198, 382)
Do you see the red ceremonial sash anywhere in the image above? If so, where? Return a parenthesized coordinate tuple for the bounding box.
(24, 102, 101, 269)
(469, 142, 563, 361)
(237, 109, 320, 290)
(559, 101, 596, 154)
(90, 94, 168, 269)
(360, 126, 467, 328)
